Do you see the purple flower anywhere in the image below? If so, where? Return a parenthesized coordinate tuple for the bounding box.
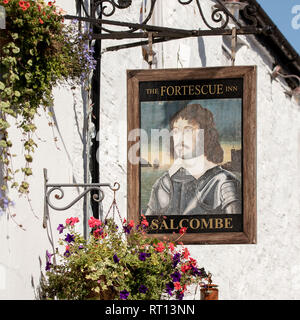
(64, 233, 75, 243)
(120, 289, 129, 300)
(172, 253, 181, 268)
(176, 291, 184, 300)
(57, 224, 65, 234)
(45, 250, 53, 271)
(64, 250, 71, 257)
(45, 261, 52, 271)
(123, 225, 132, 234)
(138, 252, 151, 261)
(171, 271, 181, 283)
(46, 250, 52, 263)
(191, 266, 201, 276)
(139, 285, 148, 294)
(78, 245, 84, 249)
(166, 282, 174, 296)
(113, 254, 120, 263)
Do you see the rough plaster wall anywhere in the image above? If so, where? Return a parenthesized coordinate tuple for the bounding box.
(0, 0, 300, 300)
(0, 1, 87, 299)
(99, 0, 300, 300)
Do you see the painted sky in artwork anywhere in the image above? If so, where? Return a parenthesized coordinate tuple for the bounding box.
(140, 99, 242, 165)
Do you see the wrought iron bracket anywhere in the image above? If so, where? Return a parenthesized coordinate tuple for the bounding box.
(42, 168, 120, 228)
(66, 0, 271, 53)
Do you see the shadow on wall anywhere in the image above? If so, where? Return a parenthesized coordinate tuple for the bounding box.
(197, 37, 207, 67)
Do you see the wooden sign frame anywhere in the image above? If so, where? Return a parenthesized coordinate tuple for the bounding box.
(127, 66, 257, 245)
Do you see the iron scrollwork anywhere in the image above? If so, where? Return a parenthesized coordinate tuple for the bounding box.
(43, 168, 120, 216)
(45, 182, 120, 211)
(70, 0, 260, 40)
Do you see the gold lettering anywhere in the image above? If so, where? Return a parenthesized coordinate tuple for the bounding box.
(170, 219, 178, 229)
(175, 86, 182, 96)
(224, 218, 233, 229)
(217, 84, 224, 95)
(215, 218, 224, 229)
(201, 218, 213, 229)
(160, 86, 167, 96)
(167, 86, 175, 96)
(201, 85, 208, 95)
(195, 85, 201, 95)
(209, 85, 216, 95)
(179, 218, 189, 229)
(188, 85, 195, 95)
(150, 219, 159, 230)
(182, 85, 189, 95)
(160, 219, 169, 230)
(190, 218, 200, 230)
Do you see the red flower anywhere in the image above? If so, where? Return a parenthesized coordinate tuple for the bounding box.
(19, 1, 25, 7)
(179, 227, 187, 235)
(154, 242, 165, 252)
(174, 282, 182, 290)
(183, 247, 190, 259)
(3, 0, 9, 4)
(65, 217, 79, 226)
(128, 220, 135, 228)
(189, 257, 197, 266)
(39, 18, 44, 24)
(181, 264, 191, 273)
(141, 218, 149, 227)
(168, 242, 175, 252)
(88, 216, 102, 228)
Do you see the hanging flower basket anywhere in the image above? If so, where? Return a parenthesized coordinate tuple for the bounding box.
(40, 216, 214, 300)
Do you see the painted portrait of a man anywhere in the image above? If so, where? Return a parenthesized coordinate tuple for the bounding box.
(144, 103, 242, 216)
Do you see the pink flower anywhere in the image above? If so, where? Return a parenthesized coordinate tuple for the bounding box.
(66, 217, 79, 226)
(168, 242, 175, 252)
(181, 264, 191, 273)
(179, 227, 187, 235)
(88, 216, 102, 228)
(141, 219, 149, 227)
(128, 220, 135, 228)
(174, 282, 181, 290)
(183, 247, 190, 259)
(154, 242, 165, 252)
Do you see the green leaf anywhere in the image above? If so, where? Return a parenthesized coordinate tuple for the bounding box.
(0, 82, 5, 90)
(0, 140, 7, 148)
(11, 33, 19, 40)
(12, 47, 20, 54)
(14, 91, 21, 97)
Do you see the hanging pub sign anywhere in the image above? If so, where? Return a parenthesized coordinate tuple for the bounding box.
(127, 66, 257, 244)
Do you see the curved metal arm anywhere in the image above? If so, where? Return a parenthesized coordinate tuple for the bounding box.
(45, 182, 120, 211)
(69, 0, 260, 41)
(46, 186, 104, 211)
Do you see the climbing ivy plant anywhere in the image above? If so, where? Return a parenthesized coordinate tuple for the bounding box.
(0, 0, 95, 204)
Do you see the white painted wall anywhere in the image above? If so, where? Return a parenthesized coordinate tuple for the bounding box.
(1, 0, 300, 300)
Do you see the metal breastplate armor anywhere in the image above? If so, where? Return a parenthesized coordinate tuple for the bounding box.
(145, 166, 241, 215)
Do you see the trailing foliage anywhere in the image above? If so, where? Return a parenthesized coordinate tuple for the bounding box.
(0, 0, 95, 198)
(40, 216, 211, 300)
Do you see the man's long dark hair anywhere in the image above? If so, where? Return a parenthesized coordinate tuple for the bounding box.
(170, 104, 224, 164)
